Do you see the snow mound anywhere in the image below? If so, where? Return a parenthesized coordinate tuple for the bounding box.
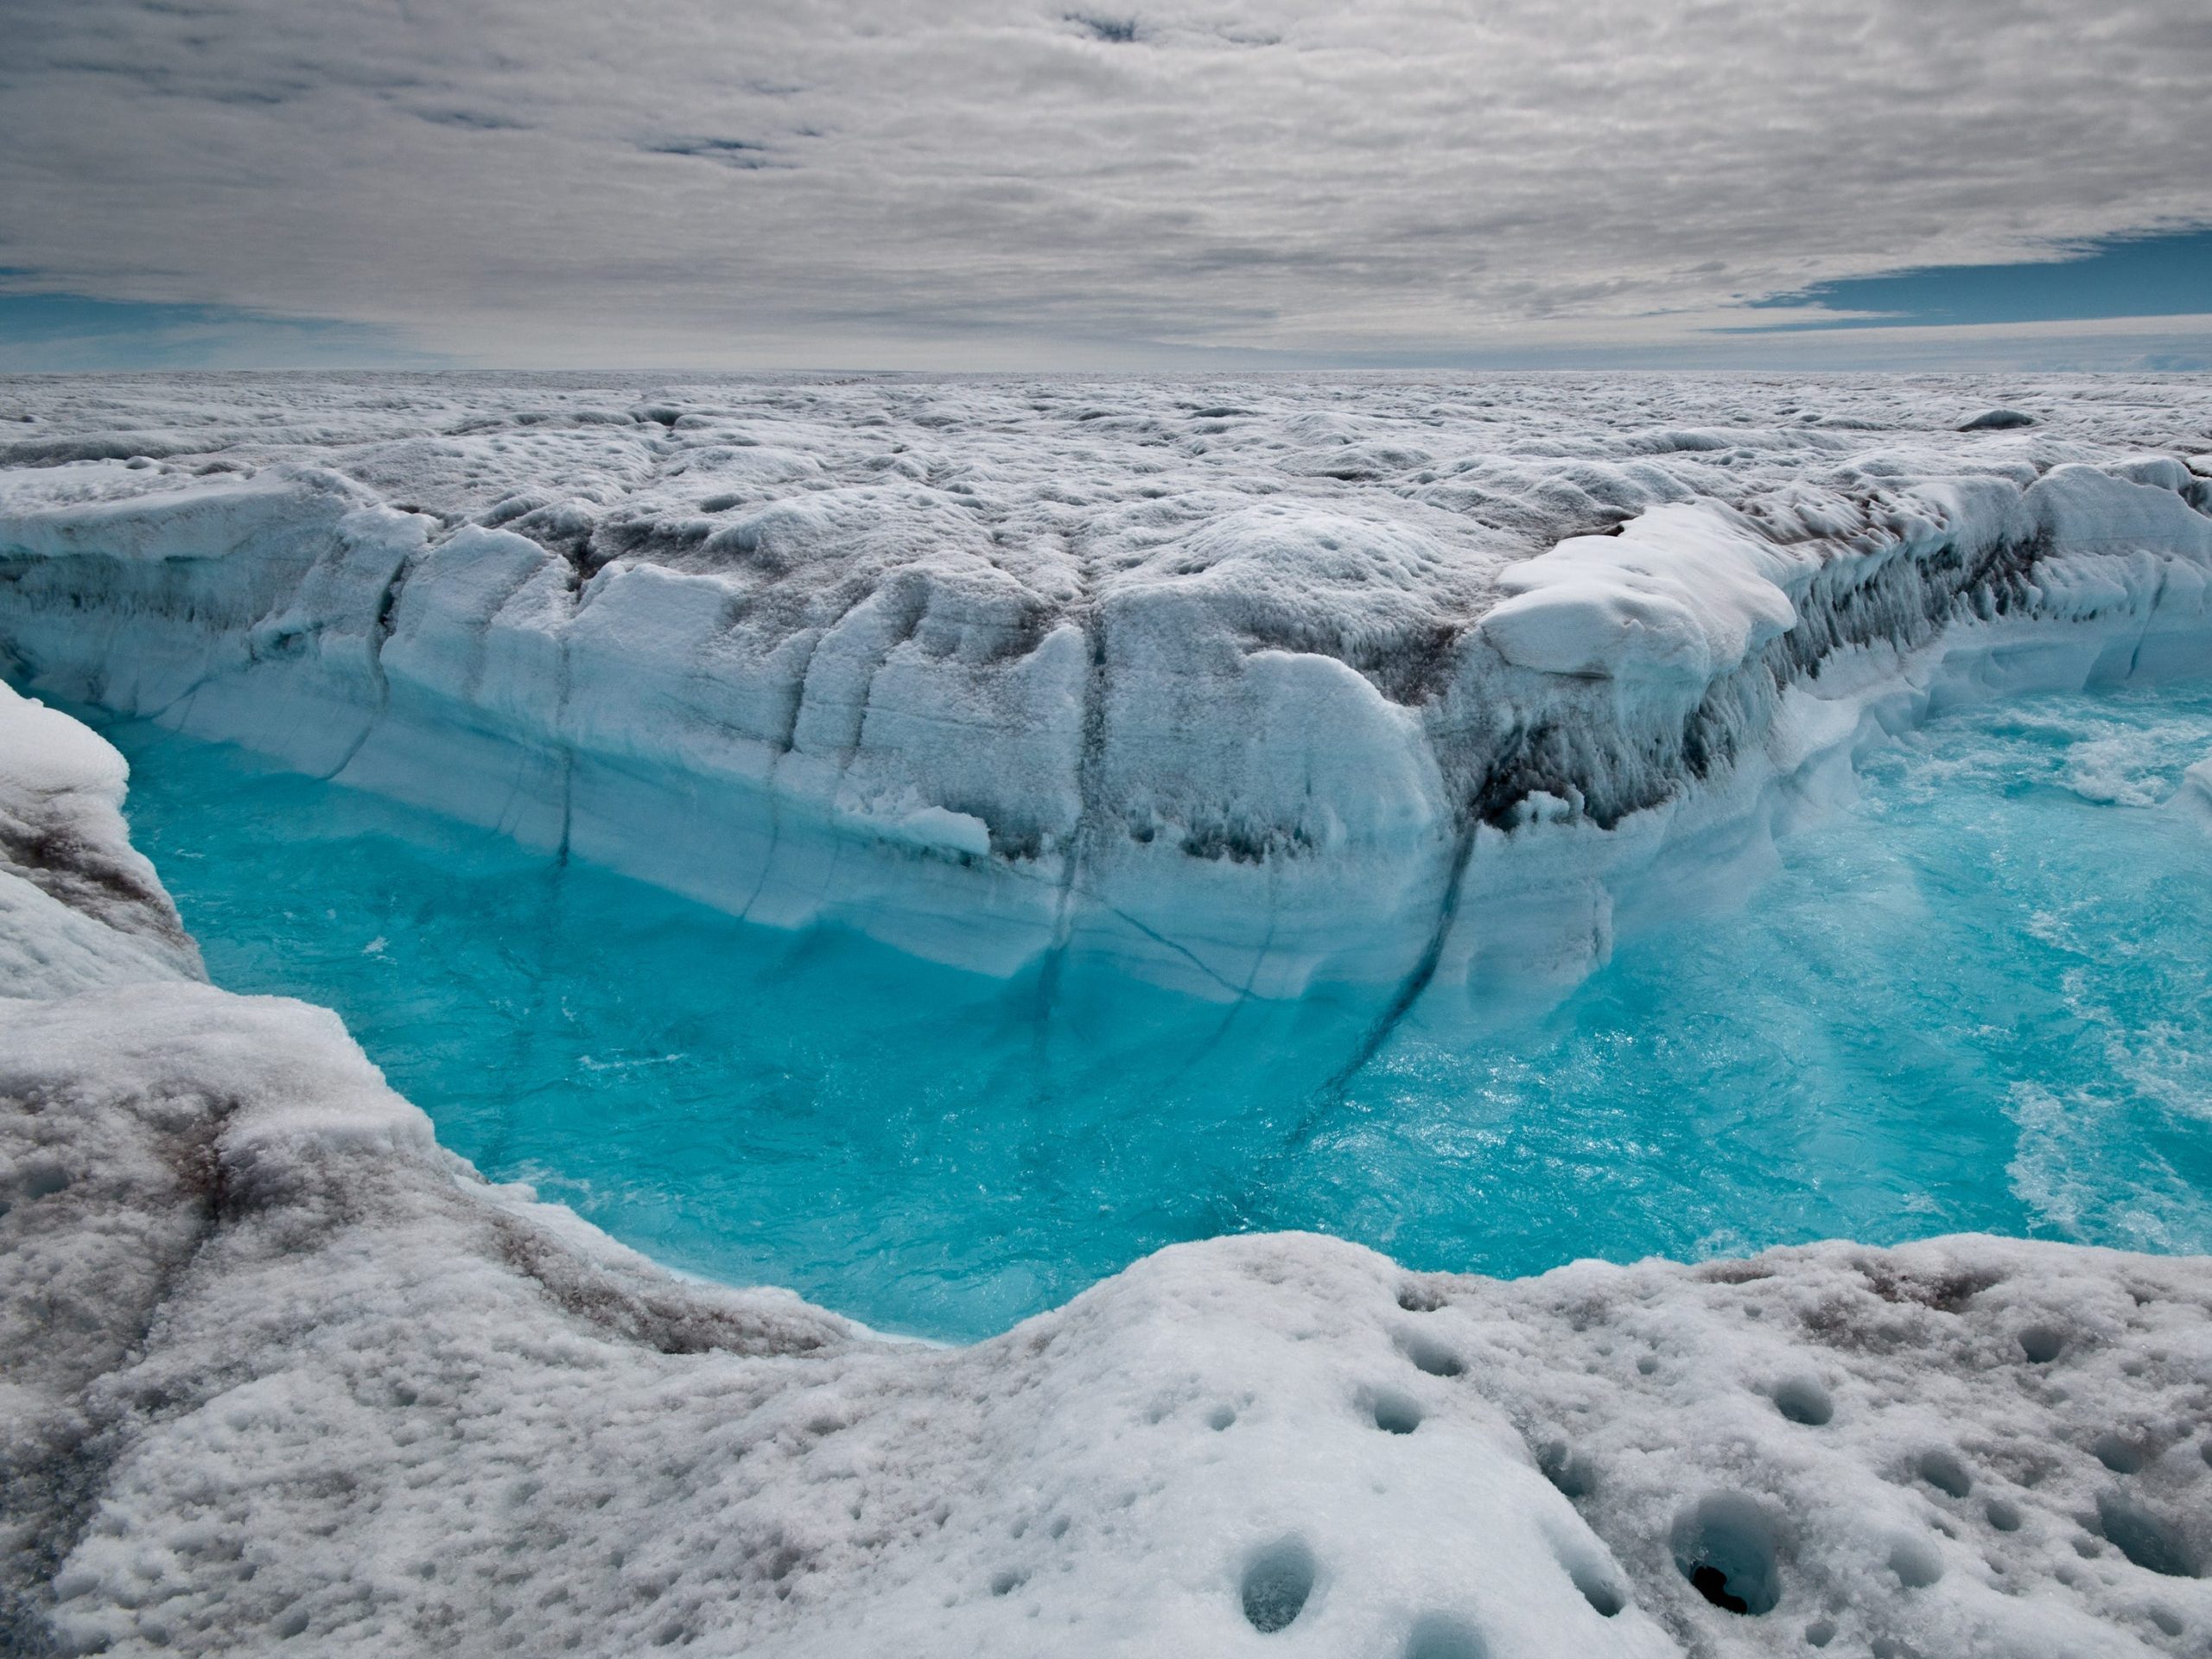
(3, 649, 2208, 1658)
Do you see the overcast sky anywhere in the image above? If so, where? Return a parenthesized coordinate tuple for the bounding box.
(2, 0, 2208, 369)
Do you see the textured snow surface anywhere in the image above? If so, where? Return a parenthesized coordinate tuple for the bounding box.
(0, 680, 201, 996)
(5, 374, 2212, 1007)
(3, 685, 2210, 1656)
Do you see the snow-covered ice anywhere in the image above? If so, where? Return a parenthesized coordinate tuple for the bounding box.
(4, 373, 2211, 1008)
(4, 375, 2212, 1655)
(0, 677, 200, 997)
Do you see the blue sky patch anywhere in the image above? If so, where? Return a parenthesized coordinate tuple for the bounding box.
(0, 287, 442, 371)
(1745, 227, 2212, 330)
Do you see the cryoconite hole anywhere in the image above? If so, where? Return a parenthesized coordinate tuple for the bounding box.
(1241, 1538, 1316, 1633)
(1401, 1332, 1465, 1378)
(1916, 1450, 1972, 1498)
(1673, 1494, 1783, 1616)
(2096, 1492, 2202, 1579)
(1771, 1376, 1833, 1427)
(1557, 1546, 1626, 1617)
(1370, 1391, 1423, 1435)
(1887, 1535, 1944, 1589)
(2093, 1433, 2145, 1474)
(99, 682, 2212, 1340)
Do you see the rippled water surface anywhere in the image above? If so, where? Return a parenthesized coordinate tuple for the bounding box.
(104, 683, 2212, 1338)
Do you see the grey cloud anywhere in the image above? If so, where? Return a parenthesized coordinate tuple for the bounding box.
(415, 109, 533, 132)
(1065, 14, 1141, 44)
(0, 0, 2206, 365)
(642, 137, 785, 170)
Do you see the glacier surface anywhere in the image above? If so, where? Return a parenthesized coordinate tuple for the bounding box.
(3, 376, 2212, 1655)
(5, 373, 2212, 1011)
(2, 681, 2209, 1657)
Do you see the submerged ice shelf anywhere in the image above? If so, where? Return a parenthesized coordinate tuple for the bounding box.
(103, 679, 2212, 1339)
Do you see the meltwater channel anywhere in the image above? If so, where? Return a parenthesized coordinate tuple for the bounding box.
(102, 684, 2212, 1341)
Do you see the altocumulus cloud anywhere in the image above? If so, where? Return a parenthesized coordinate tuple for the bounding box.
(0, 0, 2207, 366)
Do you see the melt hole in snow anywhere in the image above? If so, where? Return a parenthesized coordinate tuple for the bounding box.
(1370, 1390, 1423, 1435)
(1557, 1546, 1626, 1617)
(1916, 1450, 1972, 1497)
(12, 1159, 68, 1200)
(1984, 1497, 2022, 1532)
(1804, 1616, 1837, 1647)
(2092, 1433, 2145, 1473)
(1207, 1404, 1236, 1431)
(1240, 1537, 1317, 1633)
(1538, 1442, 1595, 1500)
(1400, 1331, 1465, 1378)
(2018, 1325, 2067, 1363)
(1771, 1376, 1833, 1427)
(1886, 1535, 1943, 1589)
(1672, 1493, 1783, 1616)
(988, 1569, 1024, 1597)
(2095, 1492, 2202, 1578)
(1403, 1611, 1488, 1659)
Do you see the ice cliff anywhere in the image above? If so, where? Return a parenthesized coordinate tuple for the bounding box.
(2, 681, 2209, 1656)
(4, 375, 2211, 1009)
